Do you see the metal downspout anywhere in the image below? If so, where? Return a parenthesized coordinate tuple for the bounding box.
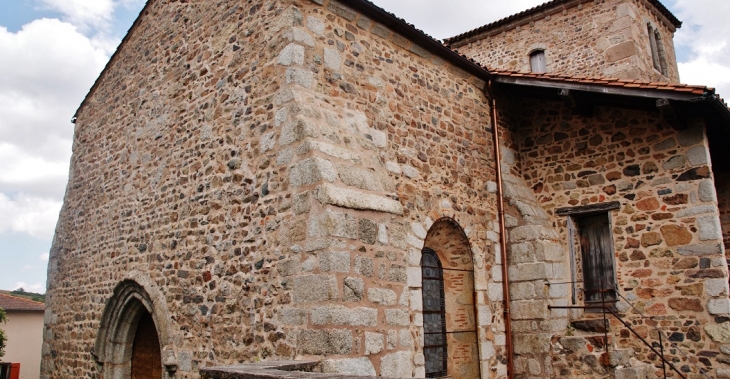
(487, 80, 514, 379)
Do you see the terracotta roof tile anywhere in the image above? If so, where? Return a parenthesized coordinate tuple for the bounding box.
(491, 70, 713, 96)
(0, 293, 45, 311)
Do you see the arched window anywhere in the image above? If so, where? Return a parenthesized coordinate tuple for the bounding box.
(421, 247, 447, 378)
(530, 50, 546, 73)
(648, 24, 668, 76)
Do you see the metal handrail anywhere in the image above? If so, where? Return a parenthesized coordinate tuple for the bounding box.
(615, 292, 712, 379)
(549, 304, 687, 379)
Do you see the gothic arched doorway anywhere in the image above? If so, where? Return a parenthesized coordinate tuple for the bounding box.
(421, 218, 480, 379)
(94, 280, 166, 379)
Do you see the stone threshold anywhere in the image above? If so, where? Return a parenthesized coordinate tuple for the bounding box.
(200, 361, 408, 379)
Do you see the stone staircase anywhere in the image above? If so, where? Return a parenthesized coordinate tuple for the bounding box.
(553, 318, 659, 379)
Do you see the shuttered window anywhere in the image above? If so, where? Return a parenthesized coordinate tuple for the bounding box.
(530, 50, 546, 73)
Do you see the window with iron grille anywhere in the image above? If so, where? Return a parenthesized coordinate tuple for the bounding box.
(421, 247, 447, 378)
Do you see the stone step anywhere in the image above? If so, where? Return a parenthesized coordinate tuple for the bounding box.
(613, 364, 657, 379)
(600, 348, 634, 368)
(571, 318, 609, 333)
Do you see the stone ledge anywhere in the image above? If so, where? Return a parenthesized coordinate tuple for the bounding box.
(315, 184, 404, 215)
(200, 361, 408, 379)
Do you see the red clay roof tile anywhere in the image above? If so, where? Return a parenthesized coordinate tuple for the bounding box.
(0, 293, 45, 311)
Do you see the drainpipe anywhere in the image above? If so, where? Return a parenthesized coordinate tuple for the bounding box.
(487, 79, 514, 379)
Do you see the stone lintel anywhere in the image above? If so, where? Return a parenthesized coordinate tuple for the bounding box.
(314, 184, 404, 215)
(555, 201, 621, 216)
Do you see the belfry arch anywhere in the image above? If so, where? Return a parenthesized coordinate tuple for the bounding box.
(93, 279, 172, 379)
(421, 218, 480, 379)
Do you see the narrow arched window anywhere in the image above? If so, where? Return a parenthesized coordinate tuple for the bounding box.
(421, 247, 447, 378)
(530, 50, 546, 73)
(648, 24, 668, 76)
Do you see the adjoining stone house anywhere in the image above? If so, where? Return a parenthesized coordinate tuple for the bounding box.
(41, 0, 730, 378)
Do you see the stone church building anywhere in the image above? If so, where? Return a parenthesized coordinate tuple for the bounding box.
(42, 0, 730, 378)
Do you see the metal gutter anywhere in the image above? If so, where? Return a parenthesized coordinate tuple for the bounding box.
(494, 75, 706, 102)
(487, 79, 515, 379)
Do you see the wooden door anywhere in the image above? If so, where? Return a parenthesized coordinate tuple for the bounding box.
(578, 214, 616, 303)
(131, 312, 162, 379)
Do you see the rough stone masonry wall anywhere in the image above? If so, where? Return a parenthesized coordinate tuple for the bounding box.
(43, 0, 509, 378)
(451, 0, 679, 83)
(273, 1, 505, 377)
(43, 1, 321, 377)
(504, 95, 730, 377)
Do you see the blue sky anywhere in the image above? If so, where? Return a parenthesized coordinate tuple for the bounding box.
(0, 0, 727, 293)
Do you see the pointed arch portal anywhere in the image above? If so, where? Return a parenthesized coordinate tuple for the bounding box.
(94, 280, 166, 379)
(421, 218, 480, 379)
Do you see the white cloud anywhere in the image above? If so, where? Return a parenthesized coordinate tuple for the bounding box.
(0, 19, 108, 206)
(39, 253, 49, 261)
(369, 0, 546, 40)
(14, 282, 45, 293)
(37, 0, 116, 33)
(0, 193, 62, 240)
(671, 0, 730, 95)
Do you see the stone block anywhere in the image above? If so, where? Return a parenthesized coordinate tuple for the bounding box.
(510, 225, 558, 242)
(355, 256, 374, 277)
(306, 16, 324, 35)
(663, 155, 687, 170)
(605, 41, 637, 62)
(488, 283, 504, 301)
(293, 275, 338, 303)
(478, 305, 493, 326)
(698, 215, 722, 241)
(614, 364, 653, 379)
(321, 357, 375, 376)
(537, 241, 564, 262)
(378, 223, 388, 245)
(514, 333, 551, 354)
(706, 278, 729, 297)
(677, 204, 716, 217)
(324, 48, 341, 71)
(385, 309, 410, 326)
(511, 300, 549, 320)
(678, 127, 705, 147)
(319, 251, 351, 272)
(281, 117, 318, 146)
(409, 289, 423, 311)
(290, 157, 337, 187)
(278, 43, 305, 66)
(338, 165, 382, 192)
(298, 329, 352, 355)
(687, 145, 709, 166)
(708, 299, 730, 315)
(509, 242, 535, 263)
(277, 258, 300, 277)
(287, 27, 315, 47)
(314, 184, 404, 215)
(368, 288, 397, 305)
(406, 266, 421, 287)
(678, 243, 722, 256)
(309, 211, 357, 239)
(343, 277, 365, 302)
(380, 351, 412, 378)
(510, 282, 535, 300)
(285, 66, 314, 88)
(298, 140, 360, 163)
(279, 307, 307, 325)
(365, 332, 384, 355)
(359, 219, 378, 245)
(706, 323, 730, 343)
(509, 262, 550, 281)
(399, 329, 414, 348)
(699, 179, 717, 202)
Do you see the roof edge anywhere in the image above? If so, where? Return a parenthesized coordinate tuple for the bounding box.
(73, 0, 152, 120)
(343, 0, 492, 81)
(445, 0, 681, 46)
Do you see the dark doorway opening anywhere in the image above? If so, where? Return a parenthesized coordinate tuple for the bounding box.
(131, 311, 162, 379)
